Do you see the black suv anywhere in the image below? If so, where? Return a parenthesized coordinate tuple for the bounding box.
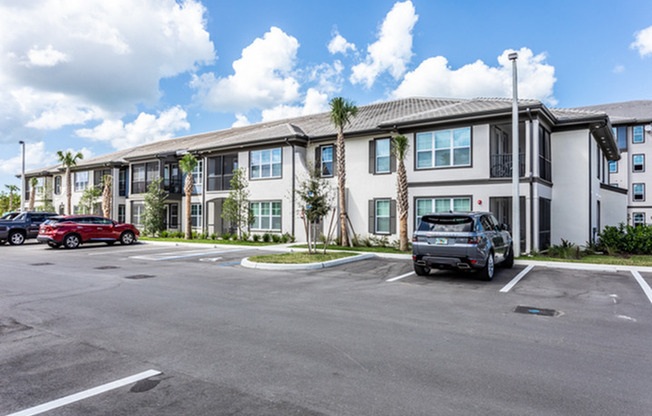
(412, 212, 514, 280)
(0, 211, 58, 245)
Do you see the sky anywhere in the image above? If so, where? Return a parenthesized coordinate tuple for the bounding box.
(1, 0, 652, 189)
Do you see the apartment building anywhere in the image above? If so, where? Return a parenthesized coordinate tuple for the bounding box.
(23, 97, 625, 252)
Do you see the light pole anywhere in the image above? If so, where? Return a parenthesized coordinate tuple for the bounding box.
(508, 52, 520, 258)
(19, 140, 25, 212)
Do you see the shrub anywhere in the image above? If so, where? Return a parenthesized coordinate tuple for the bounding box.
(598, 223, 652, 254)
(271, 234, 281, 243)
(221, 232, 232, 240)
(252, 234, 261, 242)
(210, 233, 218, 240)
(281, 234, 288, 244)
(240, 232, 249, 241)
(262, 233, 271, 243)
(284, 233, 295, 243)
(199, 232, 208, 240)
(160, 230, 169, 238)
(548, 239, 582, 259)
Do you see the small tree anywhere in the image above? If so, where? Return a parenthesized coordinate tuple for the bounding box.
(142, 178, 168, 236)
(57, 150, 84, 215)
(101, 175, 112, 219)
(296, 164, 333, 254)
(222, 167, 254, 239)
(28, 178, 38, 211)
(79, 186, 102, 214)
(392, 134, 410, 251)
(179, 153, 198, 239)
(5, 184, 18, 212)
(40, 179, 55, 212)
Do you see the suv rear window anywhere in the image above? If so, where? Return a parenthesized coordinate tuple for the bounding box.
(418, 216, 474, 232)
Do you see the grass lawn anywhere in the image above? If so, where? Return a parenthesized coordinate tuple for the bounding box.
(248, 251, 357, 264)
(290, 243, 408, 254)
(140, 237, 277, 246)
(520, 254, 652, 267)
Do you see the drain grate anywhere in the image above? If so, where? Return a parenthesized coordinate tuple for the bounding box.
(124, 274, 155, 280)
(95, 265, 119, 270)
(30, 262, 53, 266)
(514, 306, 558, 317)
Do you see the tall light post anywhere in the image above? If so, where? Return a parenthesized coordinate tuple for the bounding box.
(508, 52, 520, 258)
(19, 140, 25, 212)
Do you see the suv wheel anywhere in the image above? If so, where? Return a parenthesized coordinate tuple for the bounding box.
(63, 233, 81, 249)
(502, 244, 514, 268)
(414, 263, 430, 276)
(479, 252, 495, 281)
(9, 231, 25, 245)
(120, 231, 135, 245)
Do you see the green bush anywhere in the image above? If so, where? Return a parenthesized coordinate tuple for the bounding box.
(598, 223, 652, 254)
(271, 234, 281, 243)
(281, 234, 288, 244)
(221, 232, 232, 240)
(240, 232, 249, 241)
(160, 230, 169, 238)
(262, 233, 271, 243)
(210, 233, 218, 240)
(252, 234, 261, 242)
(548, 239, 582, 259)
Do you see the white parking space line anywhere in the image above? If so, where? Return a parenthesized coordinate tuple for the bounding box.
(631, 271, 652, 304)
(130, 248, 248, 261)
(6, 369, 161, 416)
(386, 271, 415, 282)
(499, 265, 535, 293)
(86, 246, 168, 256)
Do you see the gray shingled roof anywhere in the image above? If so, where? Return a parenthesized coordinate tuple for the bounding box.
(571, 100, 652, 124)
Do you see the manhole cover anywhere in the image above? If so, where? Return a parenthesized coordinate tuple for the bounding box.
(30, 262, 53, 266)
(124, 274, 155, 280)
(95, 265, 119, 270)
(514, 306, 559, 317)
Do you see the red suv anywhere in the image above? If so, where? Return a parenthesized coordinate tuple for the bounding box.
(38, 215, 140, 249)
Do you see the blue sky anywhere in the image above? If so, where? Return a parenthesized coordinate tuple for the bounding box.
(1, 0, 651, 189)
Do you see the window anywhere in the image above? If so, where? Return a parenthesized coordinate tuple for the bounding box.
(416, 127, 471, 169)
(539, 198, 551, 250)
(74, 171, 89, 192)
(168, 203, 179, 228)
(250, 148, 282, 179)
(633, 183, 645, 201)
(54, 176, 62, 195)
(94, 169, 111, 189)
(207, 154, 238, 191)
(316, 145, 334, 177)
(251, 201, 281, 231)
(119, 168, 128, 196)
(190, 160, 203, 194)
(415, 197, 471, 226)
(633, 212, 645, 227)
(375, 138, 391, 173)
(131, 162, 159, 194)
(609, 161, 617, 173)
(163, 164, 181, 193)
(118, 204, 125, 223)
(191, 203, 202, 228)
(633, 126, 645, 144)
(369, 199, 395, 234)
(131, 202, 144, 226)
(539, 126, 552, 181)
(613, 126, 627, 149)
(633, 154, 645, 172)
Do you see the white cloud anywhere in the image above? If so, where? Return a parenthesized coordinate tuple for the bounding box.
(191, 27, 301, 112)
(308, 60, 344, 94)
(392, 48, 557, 105)
(328, 32, 356, 55)
(613, 64, 625, 74)
(0, 0, 214, 139)
(232, 114, 251, 128)
(0, 141, 93, 175)
(261, 88, 329, 122)
(75, 106, 190, 149)
(350, 1, 418, 88)
(632, 25, 652, 57)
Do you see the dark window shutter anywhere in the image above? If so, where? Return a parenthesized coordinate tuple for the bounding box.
(390, 199, 397, 234)
(368, 199, 375, 234)
(332, 144, 337, 176)
(369, 140, 375, 174)
(390, 150, 397, 173)
(315, 147, 321, 175)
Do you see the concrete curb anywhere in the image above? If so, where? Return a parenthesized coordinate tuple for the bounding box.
(241, 253, 376, 270)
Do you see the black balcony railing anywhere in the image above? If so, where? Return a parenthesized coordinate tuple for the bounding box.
(163, 178, 181, 194)
(490, 153, 525, 178)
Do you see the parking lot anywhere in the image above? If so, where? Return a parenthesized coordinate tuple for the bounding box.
(1, 241, 651, 415)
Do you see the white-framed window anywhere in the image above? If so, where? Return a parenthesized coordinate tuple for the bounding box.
(633, 212, 645, 227)
(415, 197, 471, 226)
(250, 148, 282, 179)
(191, 160, 203, 194)
(320, 145, 334, 177)
(633, 154, 645, 172)
(608, 161, 617, 173)
(251, 201, 281, 231)
(118, 204, 125, 223)
(633, 126, 645, 144)
(416, 127, 471, 169)
(191, 203, 202, 228)
(633, 183, 645, 201)
(131, 202, 144, 226)
(375, 199, 391, 234)
(54, 176, 62, 195)
(74, 171, 89, 192)
(375, 138, 391, 173)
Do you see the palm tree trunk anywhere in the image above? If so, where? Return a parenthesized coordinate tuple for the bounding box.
(28, 188, 35, 211)
(184, 174, 194, 239)
(397, 159, 409, 251)
(336, 128, 349, 246)
(66, 168, 72, 215)
(102, 176, 112, 218)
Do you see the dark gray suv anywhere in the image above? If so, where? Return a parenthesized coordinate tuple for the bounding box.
(412, 212, 513, 280)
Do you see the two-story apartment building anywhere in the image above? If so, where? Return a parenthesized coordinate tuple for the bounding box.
(23, 96, 626, 252)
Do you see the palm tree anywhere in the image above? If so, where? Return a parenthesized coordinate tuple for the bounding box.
(329, 97, 358, 246)
(179, 153, 198, 239)
(5, 184, 19, 212)
(28, 177, 38, 211)
(57, 150, 84, 215)
(101, 175, 112, 219)
(392, 135, 409, 251)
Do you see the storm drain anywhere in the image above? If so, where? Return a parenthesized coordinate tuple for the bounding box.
(30, 262, 53, 266)
(124, 274, 155, 280)
(95, 265, 119, 270)
(514, 306, 559, 317)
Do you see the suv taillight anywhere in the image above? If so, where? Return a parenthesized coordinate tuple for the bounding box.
(467, 236, 480, 244)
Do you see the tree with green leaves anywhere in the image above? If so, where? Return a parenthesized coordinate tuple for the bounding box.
(222, 167, 254, 240)
(57, 150, 84, 215)
(142, 177, 168, 236)
(1, 189, 20, 214)
(392, 134, 410, 251)
(79, 186, 101, 214)
(101, 175, 112, 219)
(179, 153, 198, 239)
(28, 177, 38, 211)
(296, 164, 333, 254)
(5, 184, 19, 212)
(329, 97, 358, 246)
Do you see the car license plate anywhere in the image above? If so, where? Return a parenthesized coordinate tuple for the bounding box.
(434, 238, 447, 245)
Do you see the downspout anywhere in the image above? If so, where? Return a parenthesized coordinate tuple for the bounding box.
(527, 108, 534, 253)
(285, 138, 296, 237)
(588, 132, 592, 243)
(201, 155, 206, 236)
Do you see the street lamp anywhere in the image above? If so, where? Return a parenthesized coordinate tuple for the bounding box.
(19, 140, 25, 212)
(508, 52, 520, 258)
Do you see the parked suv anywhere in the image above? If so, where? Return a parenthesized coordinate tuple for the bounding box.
(37, 215, 139, 249)
(412, 211, 513, 280)
(0, 211, 58, 245)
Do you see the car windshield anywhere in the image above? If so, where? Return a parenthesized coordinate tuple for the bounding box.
(14, 213, 27, 221)
(418, 216, 474, 232)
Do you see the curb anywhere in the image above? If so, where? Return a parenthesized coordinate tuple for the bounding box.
(241, 253, 376, 270)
